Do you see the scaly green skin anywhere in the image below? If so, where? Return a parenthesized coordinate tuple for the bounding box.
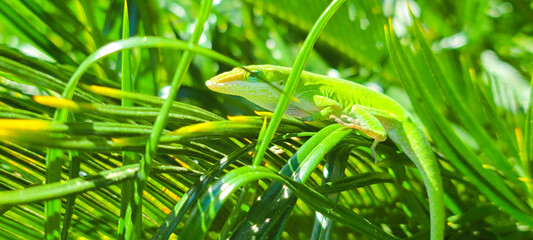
(206, 65, 444, 240)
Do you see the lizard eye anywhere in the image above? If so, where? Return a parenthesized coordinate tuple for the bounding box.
(248, 69, 261, 82)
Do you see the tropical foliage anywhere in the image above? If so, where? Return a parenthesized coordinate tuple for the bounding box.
(0, 0, 532, 239)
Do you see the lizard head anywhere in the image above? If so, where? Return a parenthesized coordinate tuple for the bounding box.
(206, 65, 291, 110)
(206, 65, 289, 93)
(206, 65, 322, 117)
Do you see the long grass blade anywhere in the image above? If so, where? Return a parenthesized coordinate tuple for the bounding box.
(142, 4, 213, 227)
(252, 0, 345, 165)
(231, 124, 351, 238)
(152, 143, 255, 240)
(0, 164, 197, 206)
(118, 1, 141, 239)
(180, 166, 397, 240)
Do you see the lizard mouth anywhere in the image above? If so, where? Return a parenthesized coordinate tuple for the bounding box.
(205, 70, 245, 91)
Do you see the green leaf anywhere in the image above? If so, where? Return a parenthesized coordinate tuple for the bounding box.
(180, 166, 397, 240)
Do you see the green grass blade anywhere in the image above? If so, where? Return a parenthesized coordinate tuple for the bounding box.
(524, 76, 533, 204)
(53, 36, 241, 127)
(152, 144, 255, 240)
(311, 146, 350, 240)
(61, 151, 80, 240)
(33, 97, 213, 124)
(118, 1, 140, 239)
(218, 117, 270, 239)
(84, 86, 223, 121)
(0, 118, 304, 154)
(231, 124, 350, 238)
(0, 164, 197, 206)
(1, 1, 531, 239)
(44, 148, 61, 240)
(143, 1, 213, 215)
(42, 32, 240, 239)
(252, 0, 346, 165)
(180, 166, 397, 240)
(121, 1, 133, 108)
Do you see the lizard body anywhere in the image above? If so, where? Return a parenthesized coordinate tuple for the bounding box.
(206, 65, 444, 240)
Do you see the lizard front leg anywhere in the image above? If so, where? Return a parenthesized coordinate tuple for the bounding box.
(330, 105, 387, 161)
(307, 95, 388, 161)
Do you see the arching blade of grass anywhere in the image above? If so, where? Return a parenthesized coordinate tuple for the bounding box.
(311, 145, 350, 240)
(59, 0, 122, 227)
(58, 36, 241, 107)
(46, 34, 242, 158)
(233, 3, 346, 238)
(142, 3, 212, 229)
(252, 0, 346, 166)
(180, 166, 397, 240)
(232, 124, 384, 239)
(41, 34, 241, 239)
(217, 116, 270, 240)
(231, 124, 352, 238)
(152, 143, 256, 240)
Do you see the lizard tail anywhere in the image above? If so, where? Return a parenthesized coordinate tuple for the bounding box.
(389, 118, 445, 240)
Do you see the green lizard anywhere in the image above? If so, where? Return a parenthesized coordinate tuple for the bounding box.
(206, 65, 444, 240)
